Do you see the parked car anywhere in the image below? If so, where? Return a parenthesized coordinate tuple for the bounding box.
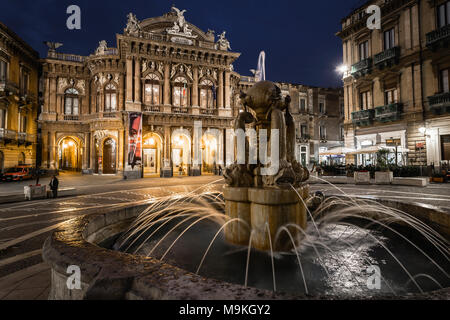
(1, 166, 34, 182)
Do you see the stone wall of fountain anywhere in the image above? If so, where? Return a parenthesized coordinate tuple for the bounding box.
(224, 81, 311, 251)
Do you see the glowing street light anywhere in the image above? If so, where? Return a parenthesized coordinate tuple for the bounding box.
(336, 64, 349, 74)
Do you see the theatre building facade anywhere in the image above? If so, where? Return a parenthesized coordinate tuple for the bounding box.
(39, 8, 241, 178)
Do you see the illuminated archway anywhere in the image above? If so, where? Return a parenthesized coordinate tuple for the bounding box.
(143, 132, 162, 177)
(171, 132, 191, 176)
(58, 137, 80, 171)
(201, 133, 218, 174)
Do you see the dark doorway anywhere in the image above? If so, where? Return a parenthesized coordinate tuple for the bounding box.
(441, 135, 450, 161)
(103, 138, 116, 174)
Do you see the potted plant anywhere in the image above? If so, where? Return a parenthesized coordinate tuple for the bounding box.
(354, 167, 371, 184)
(430, 173, 446, 183)
(375, 149, 393, 184)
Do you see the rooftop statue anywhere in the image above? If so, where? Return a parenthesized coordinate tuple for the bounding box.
(95, 40, 107, 55)
(217, 31, 231, 51)
(166, 6, 197, 38)
(125, 13, 141, 36)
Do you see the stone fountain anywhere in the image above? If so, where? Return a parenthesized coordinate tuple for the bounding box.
(223, 81, 310, 251)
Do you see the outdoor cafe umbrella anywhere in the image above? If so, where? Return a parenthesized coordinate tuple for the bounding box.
(319, 147, 356, 156)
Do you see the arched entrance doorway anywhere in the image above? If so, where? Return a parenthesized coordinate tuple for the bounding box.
(171, 133, 191, 176)
(102, 138, 117, 174)
(58, 137, 80, 171)
(143, 133, 162, 177)
(201, 134, 218, 174)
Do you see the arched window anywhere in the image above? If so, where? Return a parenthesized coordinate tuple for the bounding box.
(172, 76, 188, 107)
(64, 88, 79, 115)
(144, 73, 160, 105)
(199, 79, 215, 108)
(104, 83, 117, 112)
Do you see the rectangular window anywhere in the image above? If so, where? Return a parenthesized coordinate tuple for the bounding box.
(340, 101, 345, 117)
(20, 68, 29, 96)
(19, 114, 27, 133)
(0, 109, 6, 129)
(441, 69, 449, 93)
(384, 28, 395, 50)
(301, 124, 308, 137)
(0, 60, 7, 81)
(319, 101, 325, 114)
(359, 41, 369, 60)
(385, 88, 399, 104)
(340, 126, 344, 140)
(360, 91, 372, 110)
(437, 2, 450, 28)
(320, 126, 327, 140)
(300, 98, 306, 112)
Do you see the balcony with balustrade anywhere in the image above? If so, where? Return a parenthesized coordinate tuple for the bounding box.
(428, 92, 450, 115)
(374, 47, 400, 70)
(426, 24, 450, 51)
(351, 109, 375, 126)
(374, 103, 402, 123)
(351, 58, 372, 79)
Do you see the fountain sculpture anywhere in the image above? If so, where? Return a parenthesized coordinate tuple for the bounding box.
(223, 81, 311, 251)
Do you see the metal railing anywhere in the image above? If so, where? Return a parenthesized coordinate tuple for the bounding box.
(63, 115, 80, 121)
(374, 46, 400, 67)
(351, 58, 372, 77)
(426, 24, 450, 48)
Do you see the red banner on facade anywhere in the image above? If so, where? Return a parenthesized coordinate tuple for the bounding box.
(128, 112, 142, 169)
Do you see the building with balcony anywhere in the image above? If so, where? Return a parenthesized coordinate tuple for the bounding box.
(337, 0, 450, 167)
(0, 22, 39, 172)
(39, 7, 241, 178)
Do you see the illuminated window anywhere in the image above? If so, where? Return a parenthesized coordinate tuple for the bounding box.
(104, 83, 117, 111)
(144, 73, 160, 105)
(173, 76, 188, 107)
(385, 88, 398, 104)
(200, 79, 215, 108)
(384, 28, 395, 50)
(64, 88, 79, 115)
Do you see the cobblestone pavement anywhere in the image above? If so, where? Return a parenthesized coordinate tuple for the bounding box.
(0, 176, 448, 300)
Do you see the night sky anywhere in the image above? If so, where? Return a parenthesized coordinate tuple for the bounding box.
(1, 0, 364, 88)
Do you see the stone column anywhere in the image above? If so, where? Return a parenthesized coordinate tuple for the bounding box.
(224, 71, 231, 108)
(163, 63, 170, 106)
(119, 74, 125, 111)
(161, 126, 172, 177)
(41, 130, 49, 168)
(134, 58, 141, 105)
(44, 77, 50, 113)
(217, 70, 224, 108)
(49, 77, 57, 113)
(82, 133, 89, 172)
(192, 66, 199, 107)
(90, 131, 96, 173)
(126, 58, 133, 104)
(49, 131, 56, 171)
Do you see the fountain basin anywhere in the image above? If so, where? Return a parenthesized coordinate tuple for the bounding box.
(42, 189, 450, 300)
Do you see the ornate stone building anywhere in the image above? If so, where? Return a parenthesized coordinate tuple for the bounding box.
(337, 0, 450, 167)
(0, 22, 40, 172)
(239, 77, 344, 166)
(40, 7, 240, 178)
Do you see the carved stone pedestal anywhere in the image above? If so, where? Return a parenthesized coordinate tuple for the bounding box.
(224, 186, 308, 251)
(223, 187, 251, 245)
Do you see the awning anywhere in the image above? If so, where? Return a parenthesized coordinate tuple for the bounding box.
(348, 145, 412, 155)
(319, 147, 356, 156)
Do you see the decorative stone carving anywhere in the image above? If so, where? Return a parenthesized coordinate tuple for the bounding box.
(216, 31, 231, 51)
(78, 80, 86, 94)
(225, 81, 309, 189)
(93, 130, 118, 141)
(166, 6, 197, 39)
(124, 13, 141, 36)
(96, 40, 107, 55)
(58, 78, 68, 93)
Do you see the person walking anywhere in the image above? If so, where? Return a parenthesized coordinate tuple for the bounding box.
(49, 175, 59, 198)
